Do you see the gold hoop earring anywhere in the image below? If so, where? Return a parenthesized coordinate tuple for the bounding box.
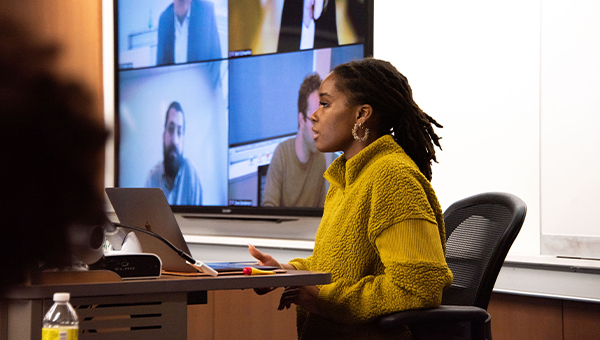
(352, 123, 369, 142)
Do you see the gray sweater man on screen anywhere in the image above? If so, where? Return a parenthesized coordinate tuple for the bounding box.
(262, 73, 326, 208)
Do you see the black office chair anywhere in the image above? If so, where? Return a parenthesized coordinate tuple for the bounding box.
(378, 192, 527, 340)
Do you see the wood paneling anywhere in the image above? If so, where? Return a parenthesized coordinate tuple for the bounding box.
(488, 293, 563, 340)
(188, 291, 216, 340)
(190, 291, 600, 340)
(489, 293, 600, 340)
(187, 289, 297, 340)
(0, 0, 103, 114)
(563, 300, 600, 340)
(212, 288, 297, 340)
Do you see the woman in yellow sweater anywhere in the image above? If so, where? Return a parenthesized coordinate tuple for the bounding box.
(249, 58, 453, 340)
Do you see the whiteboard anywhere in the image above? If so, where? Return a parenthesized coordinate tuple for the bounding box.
(374, 1, 541, 256)
(540, 0, 600, 238)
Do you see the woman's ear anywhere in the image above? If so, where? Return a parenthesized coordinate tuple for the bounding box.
(356, 104, 373, 123)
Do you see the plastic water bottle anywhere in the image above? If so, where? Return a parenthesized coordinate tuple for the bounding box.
(42, 292, 79, 340)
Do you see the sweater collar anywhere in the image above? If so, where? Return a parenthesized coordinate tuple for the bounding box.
(325, 135, 403, 188)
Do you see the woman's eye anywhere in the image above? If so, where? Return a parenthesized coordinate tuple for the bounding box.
(320, 102, 329, 107)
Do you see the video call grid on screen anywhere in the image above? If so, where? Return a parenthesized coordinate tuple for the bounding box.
(115, 0, 371, 209)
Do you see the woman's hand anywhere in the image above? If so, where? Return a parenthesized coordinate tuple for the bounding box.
(278, 285, 320, 315)
(248, 244, 283, 268)
(248, 244, 295, 295)
(248, 244, 296, 270)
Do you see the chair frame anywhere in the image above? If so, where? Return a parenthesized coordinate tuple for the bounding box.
(378, 192, 527, 340)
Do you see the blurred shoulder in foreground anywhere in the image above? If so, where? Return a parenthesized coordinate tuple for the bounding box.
(0, 16, 108, 294)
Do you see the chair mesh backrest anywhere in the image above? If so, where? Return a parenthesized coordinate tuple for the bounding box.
(441, 193, 526, 309)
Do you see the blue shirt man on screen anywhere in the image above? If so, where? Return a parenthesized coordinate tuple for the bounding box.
(156, 0, 222, 65)
(146, 101, 203, 205)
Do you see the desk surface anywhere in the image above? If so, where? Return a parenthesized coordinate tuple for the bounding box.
(3, 270, 331, 300)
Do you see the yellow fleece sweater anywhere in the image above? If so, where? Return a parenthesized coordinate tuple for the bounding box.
(289, 135, 453, 340)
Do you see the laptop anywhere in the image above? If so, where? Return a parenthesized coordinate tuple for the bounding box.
(105, 187, 198, 273)
(106, 187, 280, 275)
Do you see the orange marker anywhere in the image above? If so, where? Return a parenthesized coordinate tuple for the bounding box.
(243, 267, 275, 275)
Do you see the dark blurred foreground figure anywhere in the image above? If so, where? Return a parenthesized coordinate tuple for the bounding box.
(250, 58, 453, 340)
(0, 17, 108, 294)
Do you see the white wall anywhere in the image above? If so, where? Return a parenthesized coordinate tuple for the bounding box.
(540, 1, 600, 237)
(374, 1, 542, 255)
(375, 0, 600, 257)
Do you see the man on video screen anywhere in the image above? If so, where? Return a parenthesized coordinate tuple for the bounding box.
(156, 0, 221, 65)
(262, 73, 326, 207)
(146, 101, 203, 205)
(277, 0, 338, 53)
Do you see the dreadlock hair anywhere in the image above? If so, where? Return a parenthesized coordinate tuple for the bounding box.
(331, 58, 443, 181)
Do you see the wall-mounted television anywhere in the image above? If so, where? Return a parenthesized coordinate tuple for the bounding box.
(114, 0, 374, 217)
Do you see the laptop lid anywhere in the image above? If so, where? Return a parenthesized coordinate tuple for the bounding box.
(105, 187, 196, 273)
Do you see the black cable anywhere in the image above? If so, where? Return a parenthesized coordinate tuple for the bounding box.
(112, 222, 195, 264)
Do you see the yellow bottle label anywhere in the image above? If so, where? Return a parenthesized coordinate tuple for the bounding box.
(42, 327, 78, 340)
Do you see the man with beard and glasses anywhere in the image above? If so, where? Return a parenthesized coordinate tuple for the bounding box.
(145, 101, 202, 205)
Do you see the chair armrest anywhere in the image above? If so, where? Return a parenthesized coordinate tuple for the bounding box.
(378, 305, 489, 331)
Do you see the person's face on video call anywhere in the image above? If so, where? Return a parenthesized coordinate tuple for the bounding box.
(311, 73, 357, 154)
(301, 90, 320, 153)
(163, 108, 185, 177)
(174, 0, 192, 18)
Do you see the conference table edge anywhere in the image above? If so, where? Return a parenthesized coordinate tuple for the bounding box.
(2, 270, 331, 300)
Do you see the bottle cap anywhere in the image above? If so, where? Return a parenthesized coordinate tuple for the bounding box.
(53, 292, 70, 302)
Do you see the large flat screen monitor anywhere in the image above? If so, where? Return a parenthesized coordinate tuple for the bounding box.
(114, 0, 374, 217)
